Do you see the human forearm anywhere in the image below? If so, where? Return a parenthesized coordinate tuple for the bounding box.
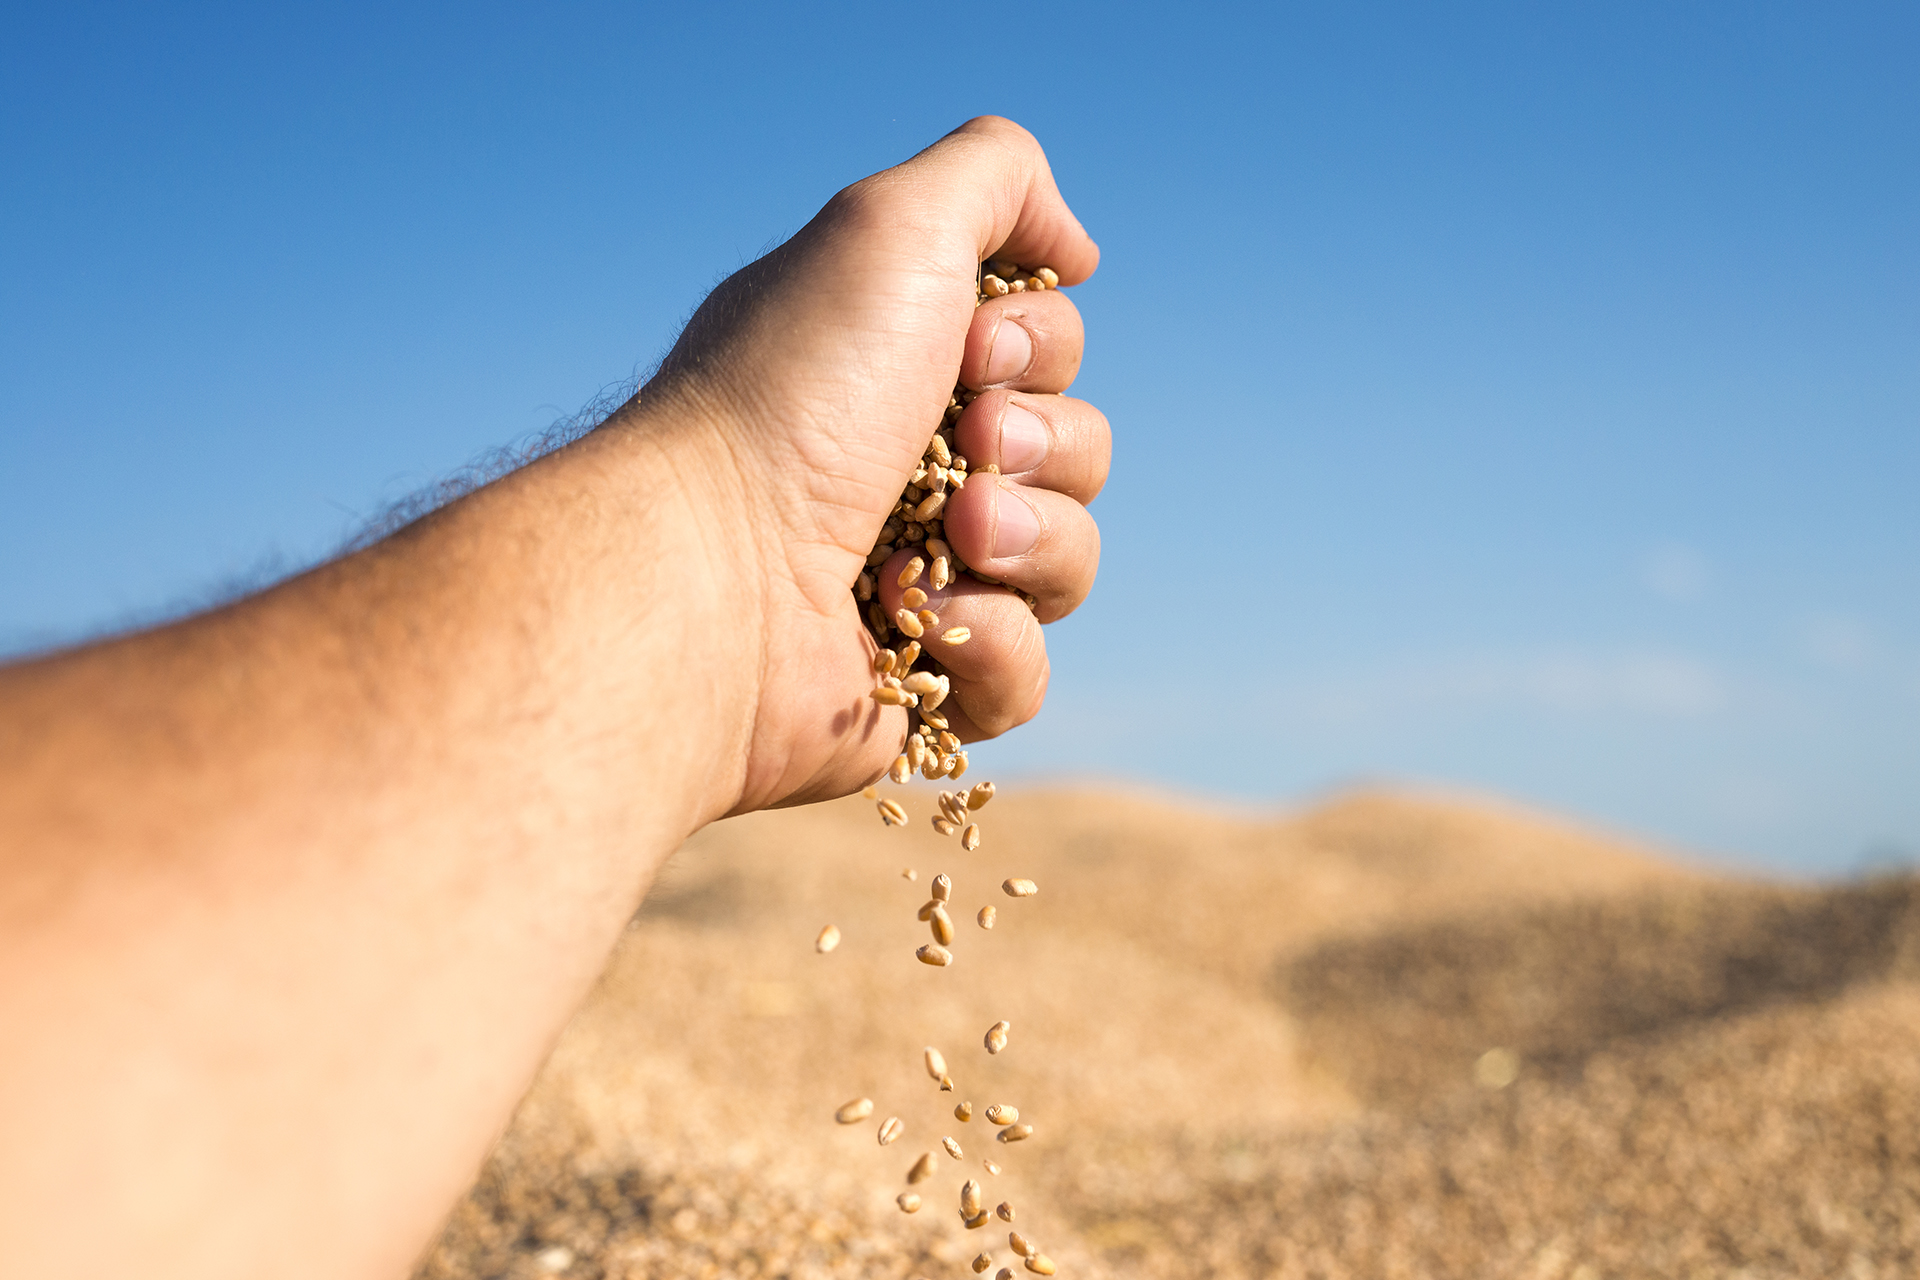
(0, 411, 748, 1279)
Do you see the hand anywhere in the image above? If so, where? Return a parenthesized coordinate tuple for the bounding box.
(624, 116, 1109, 815)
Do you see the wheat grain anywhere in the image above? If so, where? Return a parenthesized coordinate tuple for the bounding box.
(835, 1098, 873, 1124)
(1025, 1255, 1057, 1275)
(977, 905, 997, 929)
(897, 1192, 922, 1213)
(916, 944, 953, 966)
(878, 1116, 904, 1145)
(954, 1100, 973, 1122)
(815, 925, 841, 953)
(907, 1152, 937, 1184)
(945, 1137, 966, 1161)
(1002, 878, 1037, 897)
(984, 1021, 1009, 1055)
(996, 1123, 1033, 1144)
(985, 1104, 1018, 1126)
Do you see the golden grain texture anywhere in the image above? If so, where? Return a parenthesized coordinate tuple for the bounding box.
(414, 788, 1920, 1279)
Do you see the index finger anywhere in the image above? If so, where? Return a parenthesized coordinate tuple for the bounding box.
(853, 116, 1101, 286)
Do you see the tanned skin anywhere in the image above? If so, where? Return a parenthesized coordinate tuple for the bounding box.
(0, 117, 1108, 1279)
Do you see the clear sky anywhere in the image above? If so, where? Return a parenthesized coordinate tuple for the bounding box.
(3, 2, 1915, 872)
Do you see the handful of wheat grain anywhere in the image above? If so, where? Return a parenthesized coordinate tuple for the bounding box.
(820, 258, 1067, 1277)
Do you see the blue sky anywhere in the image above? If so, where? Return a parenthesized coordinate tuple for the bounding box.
(3, 2, 1915, 871)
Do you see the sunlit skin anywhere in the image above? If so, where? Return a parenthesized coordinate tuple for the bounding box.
(0, 117, 1107, 1280)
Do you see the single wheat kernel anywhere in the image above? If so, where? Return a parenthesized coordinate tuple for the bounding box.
(996, 1202, 1015, 1223)
(973, 1255, 993, 1274)
(998, 1270, 1015, 1280)
(894, 608, 925, 638)
(949, 468, 967, 489)
(955, 1100, 974, 1122)
(915, 491, 948, 522)
(982, 274, 1010, 297)
(902, 587, 928, 610)
(930, 434, 953, 465)
(1003, 878, 1037, 897)
(877, 798, 909, 826)
(835, 1098, 874, 1124)
(924, 1046, 948, 1080)
(890, 755, 911, 784)
(968, 782, 995, 809)
(917, 899, 941, 922)
(918, 608, 940, 629)
(962, 824, 982, 851)
(930, 905, 955, 945)
(902, 672, 943, 696)
(923, 754, 949, 780)
(940, 1073, 955, 1092)
(897, 1192, 922, 1213)
(946, 1137, 966, 1161)
(922, 707, 950, 731)
(985, 1103, 1019, 1125)
(997, 1123, 1033, 1143)
(950, 751, 970, 780)
(933, 817, 958, 837)
(923, 677, 950, 712)
(1009, 1231, 1035, 1258)
(902, 867, 917, 881)
(964, 1209, 991, 1229)
(938, 730, 962, 755)
(897, 557, 926, 589)
(930, 556, 953, 589)
(932, 872, 952, 901)
(816, 925, 841, 954)
(856, 572, 875, 602)
(916, 943, 953, 966)
(983, 1159, 1001, 1175)
(866, 545, 894, 567)
(878, 1116, 904, 1145)
(873, 648, 896, 675)
(862, 784, 877, 799)
(942, 626, 973, 645)
(985, 1021, 1010, 1055)
(978, 905, 997, 929)
(1035, 266, 1060, 288)
(907, 1151, 937, 1184)
(897, 640, 922, 667)
(960, 1178, 983, 1216)
(1007, 277, 1028, 292)
(871, 686, 911, 706)
(907, 735, 927, 770)
(1025, 1255, 1057, 1275)
(986, 258, 1018, 277)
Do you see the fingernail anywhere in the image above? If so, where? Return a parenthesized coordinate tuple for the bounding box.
(998, 403, 1050, 474)
(983, 317, 1033, 385)
(991, 479, 1042, 559)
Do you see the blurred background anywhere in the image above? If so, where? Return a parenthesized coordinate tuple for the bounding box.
(3, 0, 1914, 873)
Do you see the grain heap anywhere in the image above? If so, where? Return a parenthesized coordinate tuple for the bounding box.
(825, 258, 1065, 1279)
